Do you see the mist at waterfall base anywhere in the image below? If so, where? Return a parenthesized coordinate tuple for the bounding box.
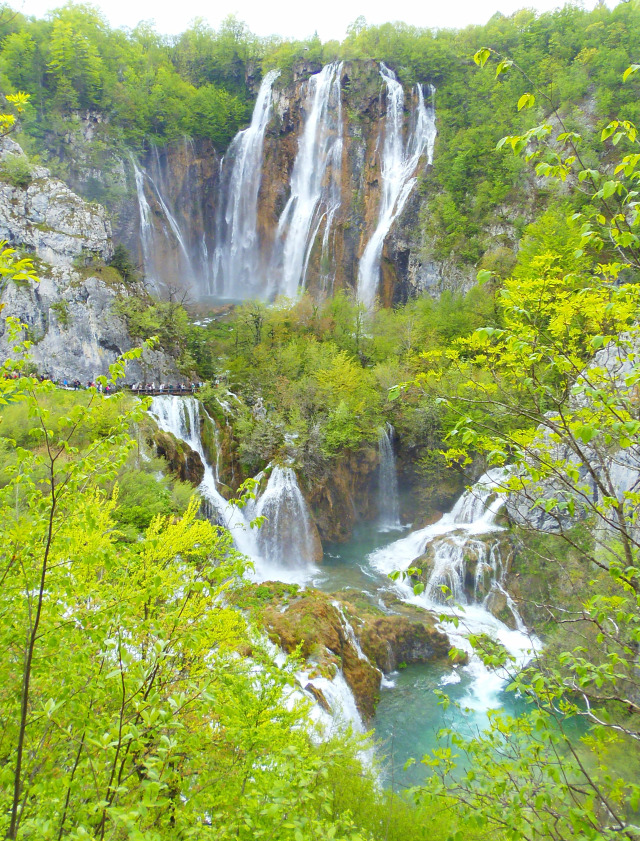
(148, 397, 538, 788)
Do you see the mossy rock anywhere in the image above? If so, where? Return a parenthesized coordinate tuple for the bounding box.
(149, 429, 204, 486)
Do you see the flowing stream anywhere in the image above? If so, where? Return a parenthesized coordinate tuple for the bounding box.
(148, 397, 538, 786)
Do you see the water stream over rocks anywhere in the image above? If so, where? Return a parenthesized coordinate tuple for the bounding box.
(148, 397, 539, 786)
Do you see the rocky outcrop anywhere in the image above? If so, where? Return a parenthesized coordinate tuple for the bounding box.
(149, 428, 205, 485)
(0, 146, 112, 267)
(305, 447, 380, 542)
(245, 583, 452, 720)
(0, 137, 181, 383)
(345, 595, 453, 672)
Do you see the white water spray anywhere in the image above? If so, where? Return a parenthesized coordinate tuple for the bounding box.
(211, 70, 280, 298)
(253, 465, 319, 580)
(357, 65, 436, 309)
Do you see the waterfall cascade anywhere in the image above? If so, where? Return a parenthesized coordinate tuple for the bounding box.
(369, 468, 539, 710)
(377, 423, 401, 531)
(357, 65, 436, 309)
(148, 396, 318, 584)
(370, 469, 507, 594)
(149, 396, 362, 732)
(211, 70, 281, 298)
(270, 62, 344, 298)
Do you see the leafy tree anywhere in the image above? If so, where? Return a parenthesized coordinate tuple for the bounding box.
(413, 61, 640, 841)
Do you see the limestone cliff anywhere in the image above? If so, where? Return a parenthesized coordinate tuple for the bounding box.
(68, 61, 444, 304)
(0, 137, 180, 383)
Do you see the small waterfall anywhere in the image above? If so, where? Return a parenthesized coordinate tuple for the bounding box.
(148, 397, 319, 584)
(377, 423, 401, 531)
(148, 396, 258, 558)
(357, 65, 436, 309)
(211, 69, 280, 298)
(368, 468, 540, 710)
(332, 602, 372, 663)
(254, 465, 318, 573)
(270, 62, 344, 298)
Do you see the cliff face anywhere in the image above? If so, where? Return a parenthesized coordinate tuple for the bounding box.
(125, 139, 221, 297)
(0, 137, 180, 383)
(100, 61, 444, 304)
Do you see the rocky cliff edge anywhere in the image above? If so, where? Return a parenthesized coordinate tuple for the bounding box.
(0, 137, 180, 383)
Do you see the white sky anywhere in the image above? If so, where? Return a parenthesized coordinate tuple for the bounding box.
(14, 0, 619, 43)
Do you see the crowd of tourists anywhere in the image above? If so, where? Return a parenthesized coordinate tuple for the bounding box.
(2, 371, 203, 395)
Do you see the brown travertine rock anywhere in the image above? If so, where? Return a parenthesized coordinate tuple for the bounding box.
(249, 584, 454, 721)
(149, 429, 204, 486)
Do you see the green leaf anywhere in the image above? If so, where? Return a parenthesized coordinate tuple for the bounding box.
(495, 58, 513, 77)
(473, 48, 491, 68)
(517, 92, 535, 111)
(477, 269, 494, 286)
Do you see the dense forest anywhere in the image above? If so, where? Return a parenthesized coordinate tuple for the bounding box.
(1, 1, 640, 839)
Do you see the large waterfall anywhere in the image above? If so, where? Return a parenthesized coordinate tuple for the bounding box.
(377, 424, 401, 531)
(269, 62, 344, 298)
(130, 61, 436, 303)
(211, 70, 280, 298)
(357, 65, 436, 309)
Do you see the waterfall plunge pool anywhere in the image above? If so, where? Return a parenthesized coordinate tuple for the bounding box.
(316, 525, 527, 789)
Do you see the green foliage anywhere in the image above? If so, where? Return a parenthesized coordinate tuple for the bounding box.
(411, 62, 640, 841)
(114, 293, 190, 356)
(108, 242, 138, 283)
(0, 150, 32, 188)
(0, 321, 400, 841)
(189, 287, 496, 490)
(49, 298, 70, 327)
